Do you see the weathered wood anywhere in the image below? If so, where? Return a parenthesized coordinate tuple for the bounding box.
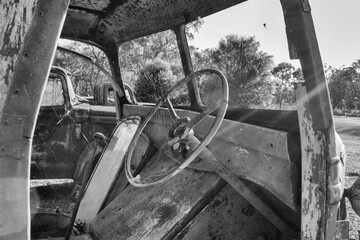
(174, 185, 277, 240)
(124, 104, 298, 210)
(0, 1, 69, 239)
(75, 117, 140, 231)
(89, 155, 226, 240)
(295, 83, 327, 239)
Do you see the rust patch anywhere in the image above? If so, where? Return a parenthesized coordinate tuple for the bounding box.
(156, 205, 177, 226)
(241, 204, 256, 217)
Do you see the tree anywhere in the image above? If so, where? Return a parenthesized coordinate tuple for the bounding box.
(206, 35, 274, 107)
(134, 60, 176, 102)
(271, 62, 300, 109)
(119, 20, 203, 85)
(54, 41, 111, 96)
(328, 60, 360, 109)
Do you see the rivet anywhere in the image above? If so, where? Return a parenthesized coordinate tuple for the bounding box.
(24, 52, 29, 58)
(13, 148, 19, 153)
(1, 147, 6, 152)
(14, 89, 19, 95)
(17, 118, 23, 124)
(39, 11, 44, 16)
(3, 120, 9, 126)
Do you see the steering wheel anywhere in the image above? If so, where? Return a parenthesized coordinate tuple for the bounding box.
(125, 69, 229, 187)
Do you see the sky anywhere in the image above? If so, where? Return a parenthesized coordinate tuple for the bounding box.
(189, 0, 360, 69)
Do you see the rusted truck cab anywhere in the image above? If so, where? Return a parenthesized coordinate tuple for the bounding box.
(0, 0, 358, 240)
(32, 66, 116, 179)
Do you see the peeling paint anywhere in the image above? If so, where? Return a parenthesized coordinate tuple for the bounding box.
(0, 0, 37, 111)
(296, 83, 327, 239)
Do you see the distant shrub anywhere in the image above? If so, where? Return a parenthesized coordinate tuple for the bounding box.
(346, 110, 360, 117)
(134, 60, 175, 103)
(333, 108, 345, 116)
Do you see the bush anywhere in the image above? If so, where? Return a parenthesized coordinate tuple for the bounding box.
(346, 110, 360, 117)
(333, 108, 345, 116)
(134, 60, 175, 103)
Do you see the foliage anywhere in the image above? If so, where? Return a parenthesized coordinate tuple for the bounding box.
(54, 41, 111, 96)
(55, 28, 360, 113)
(328, 60, 360, 109)
(333, 108, 345, 116)
(204, 35, 274, 108)
(271, 62, 303, 109)
(347, 110, 360, 117)
(119, 20, 203, 86)
(134, 60, 176, 102)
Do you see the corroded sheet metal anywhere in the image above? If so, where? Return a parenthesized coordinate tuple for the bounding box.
(123, 104, 298, 211)
(335, 220, 350, 240)
(70, 0, 111, 10)
(90, 152, 225, 239)
(0, 1, 69, 239)
(63, 0, 248, 44)
(280, 0, 332, 130)
(174, 185, 277, 240)
(0, 0, 37, 111)
(295, 83, 327, 240)
(62, 10, 99, 41)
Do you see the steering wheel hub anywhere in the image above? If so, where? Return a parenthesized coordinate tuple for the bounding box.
(169, 117, 190, 138)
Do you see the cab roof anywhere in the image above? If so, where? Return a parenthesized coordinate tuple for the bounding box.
(62, 0, 247, 46)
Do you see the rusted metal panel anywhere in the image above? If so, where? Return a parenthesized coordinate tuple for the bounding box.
(0, 0, 37, 111)
(0, 0, 69, 239)
(75, 117, 140, 231)
(335, 220, 350, 240)
(70, 0, 111, 11)
(193, 144, 298, 239)
(295, 83, 327, 239)
(89, 155, 226, 239)
(296, 82, 346, 240)
(174, 185, 278, 240)
(280, 0, 332, 130)
(63, 0, 248, 45)
(174, 25, 202, 108)
(123, 104, 298, 211)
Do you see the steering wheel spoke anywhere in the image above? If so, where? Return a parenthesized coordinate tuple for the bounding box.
(165, 97, 179, 122)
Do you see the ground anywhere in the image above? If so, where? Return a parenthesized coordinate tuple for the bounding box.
(334, 116, 360, 240)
